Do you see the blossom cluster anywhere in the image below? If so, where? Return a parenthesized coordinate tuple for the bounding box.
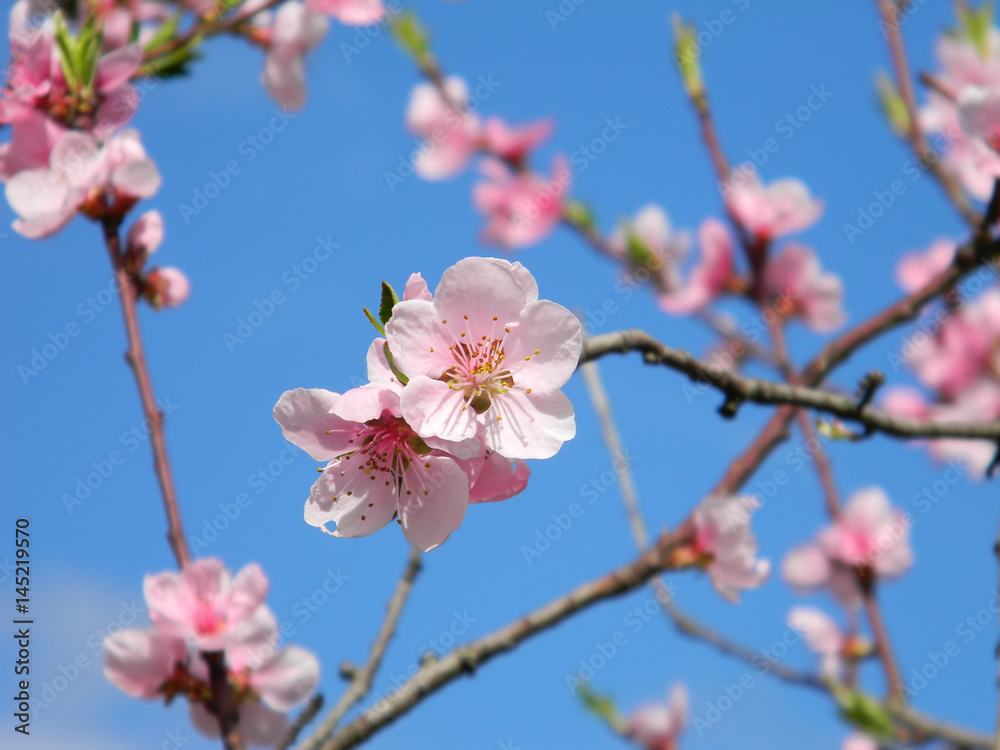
(402, 74, 568, 248)
(274, 256, 583, 551)
(608, 172, 844, 333)
(104, 558, 320, 746)
(0, 0, 392, 298)
(880, 238, 1000, 477)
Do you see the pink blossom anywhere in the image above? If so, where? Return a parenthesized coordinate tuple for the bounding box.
(406, 77, 481, 179)
(260, 1, 329, 111)
(842, 734, 878, 750)
(473, 156, 569, 248)
(273, 386, 472, 550)
(5, 128, 160, 238)
(959, 85, 1000, 153)
(482, 116, 553, 164)
(922, 381, 1000, 478)
(783, 487, 912, 606)
(384, 257, 582, 460)
(0, 21, 144, 179)
(145, 267, 190, 309)
(659, 217, 734, 314)
(690, 495, 770, 603)
(819, 487, 913, 577)
(895, 238, 955, 292)
(921, 29, 1000, 199)
(104, 628, 188, 699)
(306, 0, 385, 24)
(763, 243, 845, 332)
(726, 169, 823, 241)
(143, 558, 269, 651)
(909, 289, 1000, 398)
(126, 209, 164, 257)
(627, 684, 687, 750)
(609, 204, 691, 296)
(187, 611, 320, 746)
(787, 606, 843, 677)
(782, 542, 861, 609)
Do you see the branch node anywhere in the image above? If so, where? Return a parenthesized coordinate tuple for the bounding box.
(339, 662, 359, 681)
(854, 370, 885, 416)
(717, 394, 744, 419)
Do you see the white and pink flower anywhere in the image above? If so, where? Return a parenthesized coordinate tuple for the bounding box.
(659, 217, 734, 314)
(385, 257, 582, 460)
(5, 128, 160, 238)
(725, 169, 823, 242)
(627, 684, 688, 750)
(473, 156, 569, 248)
(689, 495, 770, 603)
(609, 204, 691, 297)
(406, 77, 481, 179)
(274, 386, 473, 551)
(143, 558, 269, 652)
(762, 243, 845, 332)
(258, 1, 329, 111)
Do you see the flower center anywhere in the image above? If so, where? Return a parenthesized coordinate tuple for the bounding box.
(442, 336, 517, 414)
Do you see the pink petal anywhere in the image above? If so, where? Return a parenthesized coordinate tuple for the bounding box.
(505, 299, 583, 393)
(304, 457, 398, 537)
(273, 388, 357, 460)
(103, 628, 187, 699)
(252, 645, 321, 712)
(398, 375, 479, 443)
(483, 389, 575, 460)
(398, 455, 469, 551)
(781, 543, 831, 591)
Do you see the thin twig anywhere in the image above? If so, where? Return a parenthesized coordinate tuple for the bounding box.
(299, 546, 423, 750)
(875, 0, 980, 227)
(102, 217, 190, 567)
(277, 695, 325, 750)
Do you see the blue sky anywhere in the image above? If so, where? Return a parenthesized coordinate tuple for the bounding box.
(1, 1, 997, 748)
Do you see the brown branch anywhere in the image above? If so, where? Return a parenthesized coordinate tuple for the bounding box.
(875, 0, 980, 227)
(315, 532, 692, 750)
(102, 217, 190, 568)
(202, 651, 246, 750)
(142, 0, 285, 64)
(579, 329, 1000, 441)
(299, 547, 422, 750)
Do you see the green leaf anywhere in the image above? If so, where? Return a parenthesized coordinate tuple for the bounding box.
(53, 13, 80, 88)
(362, 307, 386, 337)
(836, 688, 894, 739)
(389, 10, 431, 61)
(379, 281, 400, 326)
(382, 342, 409, 385)
(575, 684, 626, 734)
(961, 1, 995, 58)
(143, 12, 181, 55)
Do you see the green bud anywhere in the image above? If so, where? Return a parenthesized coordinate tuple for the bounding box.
(875, 71, 911, 138)
(672, 14, 704, 101)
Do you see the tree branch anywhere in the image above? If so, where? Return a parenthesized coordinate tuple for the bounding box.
(579, 329, 1000, 442)
(102, 216, 190, 567)
(315, 533, 693, 750)
(299, 546, 422, 750)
